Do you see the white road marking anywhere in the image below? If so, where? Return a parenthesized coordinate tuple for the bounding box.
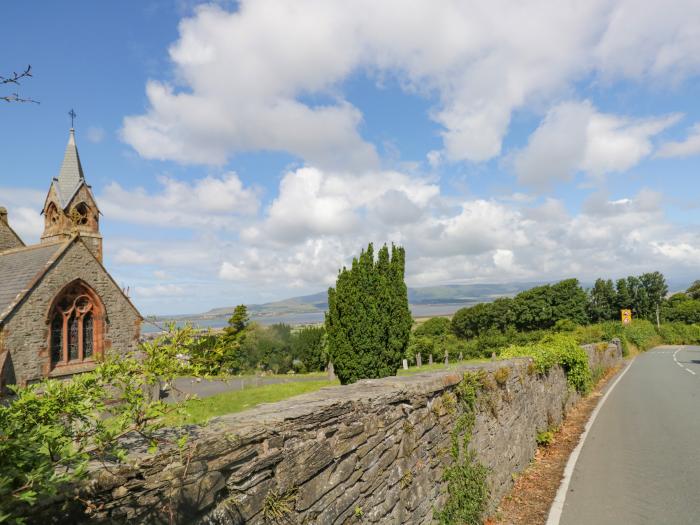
(546, 360, 634, 525)
(673, 347, 697, 376)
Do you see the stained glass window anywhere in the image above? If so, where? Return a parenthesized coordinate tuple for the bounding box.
(68, 314, 79, 361)
(83, 313, 93, 359)
(51, 314, 63, 364)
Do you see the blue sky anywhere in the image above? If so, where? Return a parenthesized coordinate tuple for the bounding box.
(2, 0, 700, 315)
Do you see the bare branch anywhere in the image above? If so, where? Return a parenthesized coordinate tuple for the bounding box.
(1, 65, 39, 104)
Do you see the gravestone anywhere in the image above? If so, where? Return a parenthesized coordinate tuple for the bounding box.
(327, 361, 336, 381)
(402, 359, 408, 370)
(429, 354, 433, 365)
(458, 352, 463, 361)
(416, 354, 422, 367)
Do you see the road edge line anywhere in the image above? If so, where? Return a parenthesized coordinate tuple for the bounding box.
(545, 358, 634, 525)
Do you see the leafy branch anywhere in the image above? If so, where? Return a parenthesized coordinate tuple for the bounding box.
(0, 324, 202, 523)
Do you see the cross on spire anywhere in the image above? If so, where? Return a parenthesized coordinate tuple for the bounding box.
(68, 109, 77, 129)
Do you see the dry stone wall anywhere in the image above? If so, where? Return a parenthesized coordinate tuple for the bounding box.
(46, 342, 622, 524)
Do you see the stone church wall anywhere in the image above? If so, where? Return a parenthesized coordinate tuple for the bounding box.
(40, 342, 621, 524)
(1, 239, 140, 385)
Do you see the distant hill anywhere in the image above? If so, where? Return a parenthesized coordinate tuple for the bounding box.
(156, 282, 542, 326)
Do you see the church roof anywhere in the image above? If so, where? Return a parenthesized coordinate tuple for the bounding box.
(0, 241, 68, 323)
(53, 129, 86, 209)
(0, 236, 142, 326)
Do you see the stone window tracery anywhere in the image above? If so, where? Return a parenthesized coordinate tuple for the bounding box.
(46, 203, 60, 226)
(48, 281, 104, 369)
(71, 202, 91, 227)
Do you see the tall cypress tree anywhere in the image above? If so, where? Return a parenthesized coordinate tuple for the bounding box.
(326, 243, 411, 385)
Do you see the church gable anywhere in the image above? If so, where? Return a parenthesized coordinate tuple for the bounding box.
(1, 237, 141, 385)
(0, 208, 24, 253)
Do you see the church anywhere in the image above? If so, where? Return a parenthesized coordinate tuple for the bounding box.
(0, 128, 142, 388)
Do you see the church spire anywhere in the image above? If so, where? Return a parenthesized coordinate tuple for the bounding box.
(41, 121, 103, 262)
(55, 127, 86, 208)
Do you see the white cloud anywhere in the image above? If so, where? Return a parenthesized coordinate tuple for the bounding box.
(100, 172, 259, 229)
(651, 241, 700, 265)
(122, 0, 700, 169)
(93, 163, 699, 302)
(656, 123, 700, 158)
(242, 167, 439, 244)
(514, 101, 679, 188)
(86, 126, 106, 144)
(595, 0, 700, 81)
(153, 270, 170, 280)
(133, 283, 186, 298)
(0, 187, 44, 242)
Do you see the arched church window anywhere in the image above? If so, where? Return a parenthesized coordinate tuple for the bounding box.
(47, 281, 104, 369)
(46, 203, 60, 226)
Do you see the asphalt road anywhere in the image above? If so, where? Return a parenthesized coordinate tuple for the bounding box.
(559, 345, 700, 525)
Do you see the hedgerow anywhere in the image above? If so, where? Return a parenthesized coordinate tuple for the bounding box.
(500, 334, 592, 394)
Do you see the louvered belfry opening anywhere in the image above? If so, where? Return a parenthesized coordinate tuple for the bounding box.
(47, 280, 104, 369)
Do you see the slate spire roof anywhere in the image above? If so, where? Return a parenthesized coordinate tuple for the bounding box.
(53, 129, 86, 209)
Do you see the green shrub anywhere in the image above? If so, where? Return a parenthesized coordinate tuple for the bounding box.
(553, 319, 579, 332)
(0, 325, 199, 522)
(536, 430, 555, 447)
(500, 334, 592, 394)
(622, 320, 660, 351)
(414, 317, 452, 338)
(494, 367, 510, 386)
(658, 323, 700, 345)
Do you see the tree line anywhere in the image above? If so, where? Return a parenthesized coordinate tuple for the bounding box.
(452, 272, 699, 339)
(188, 305, 327, 376)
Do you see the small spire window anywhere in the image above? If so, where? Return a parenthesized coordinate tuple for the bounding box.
(72, 203, 90, 226)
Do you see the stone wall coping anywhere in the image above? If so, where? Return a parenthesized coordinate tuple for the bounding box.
(206, 358, 533, 432)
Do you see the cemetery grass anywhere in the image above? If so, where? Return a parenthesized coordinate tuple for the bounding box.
(397, 357, 491, 375)
(163, 379, 338, 426)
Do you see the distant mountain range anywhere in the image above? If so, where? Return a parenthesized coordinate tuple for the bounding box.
(155, 282, 544, 325)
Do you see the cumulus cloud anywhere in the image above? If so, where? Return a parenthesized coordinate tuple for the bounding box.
(513, 101, 679, 188)
(122, 0, 699, 169)
(100, 172, 259, 229)
(88, 161, 698, 301)
(656, 123, 700, 158)
(594, 0, 700, 81)
(0, 187, 44, 242)
(242, 167, 439, 244)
